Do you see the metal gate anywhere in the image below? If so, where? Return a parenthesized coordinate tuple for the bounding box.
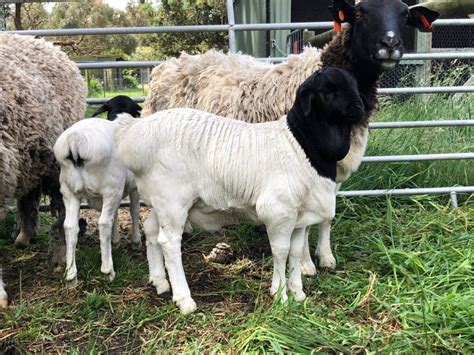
(6, 0, 474, 203)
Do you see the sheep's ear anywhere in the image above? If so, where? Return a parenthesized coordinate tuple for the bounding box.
(134, 102, 142, 113)
(91, 104, 108, 117)
(328, 0, 355, 32)
(300, 90, 316, 118)
(407, 6, 440, 32)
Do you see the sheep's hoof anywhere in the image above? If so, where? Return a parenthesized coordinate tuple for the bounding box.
(111, 238, 121, 247)
(301, 260, 317, 277)
(176, 297, 197, 315)
(50, 244, 67, 273)
(183, 221, 193, 236)
(0, 296, 8, 308)
(102, 270, 116, 282)
(292, 290, 306, 302)
(65, 277, 78, 288)
(149, 276, 170, 295)
(131, 240, 142, 251)
(317, 252, 337, 270)
(14, 233, 30, 249)
(155, 280, 171, 295)
(270, 287, 288, 303)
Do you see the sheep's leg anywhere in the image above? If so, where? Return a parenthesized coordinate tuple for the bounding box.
(62, 190, 81, 284)
(315, 183, 339, 270)
(316, 220, 336, 269)
(111, 210, 121, 246)
(129, 188, 142, 250)
(183, 220, 193, 236)
(98, 194, 122, 281)
(44, 175, 68, 272)
(0, 266, 7, 308)
(14, 185, 41, 248)
(288, 227, 306, 301)
(143, 210, 169, 295)
(301, 226, 317, 276)
(266, 217, 296, 303)
(154, 206, 196, 314)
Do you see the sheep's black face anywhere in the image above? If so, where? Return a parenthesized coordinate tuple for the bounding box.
(287, 67, 365, 179)
(351, 0, 408, 71)
(329, 0, 439, 72)
(300, 68, 365, 127)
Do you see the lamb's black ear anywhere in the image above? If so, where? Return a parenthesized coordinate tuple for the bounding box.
(92, 103, 109, 117)
(300, 89, 316, 118)
(134, 102, 142, 114)
(407, 6, 440, 32)
(328, 0, 355, 31)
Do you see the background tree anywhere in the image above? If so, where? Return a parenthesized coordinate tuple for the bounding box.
(47, 1, 137, 56)
(149, 0, 228, 59)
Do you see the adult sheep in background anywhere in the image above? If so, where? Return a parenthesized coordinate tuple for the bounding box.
(142, 0, 439, 275)
(115, 67, 365, 313)
(0, 34, 86, 306)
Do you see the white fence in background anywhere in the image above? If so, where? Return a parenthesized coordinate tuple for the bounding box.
(7, 1, 473, 203)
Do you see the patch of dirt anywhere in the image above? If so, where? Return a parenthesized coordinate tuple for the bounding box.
(79, 206, 151, 244)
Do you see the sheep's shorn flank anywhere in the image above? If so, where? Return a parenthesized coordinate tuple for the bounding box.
(0, 34, 86, 306)
(142, 0, 439, 275)
(116, 68, 365, 313)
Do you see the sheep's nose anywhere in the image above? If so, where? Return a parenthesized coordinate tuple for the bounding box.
(380, 36, 401, 51)
(375, 32, 403, 66)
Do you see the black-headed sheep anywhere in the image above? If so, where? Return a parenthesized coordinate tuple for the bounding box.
(92, 95, 142, 121)
(115, 67, 365, 314)
(141, 0, 439, 275)
(0, 34, 86, 306)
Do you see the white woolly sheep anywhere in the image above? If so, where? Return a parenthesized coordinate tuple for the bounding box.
(54, 117, 141, 283)
(141, 0, 439, 276)
(0, 33, 86, 306)
(115, 67, 365, 314)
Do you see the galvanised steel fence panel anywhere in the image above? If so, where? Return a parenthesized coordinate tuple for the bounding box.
(4, 4, 471, 200)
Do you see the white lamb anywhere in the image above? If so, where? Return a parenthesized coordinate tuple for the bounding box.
(115, 68, 365, 313)
(54, 117, 141, 284)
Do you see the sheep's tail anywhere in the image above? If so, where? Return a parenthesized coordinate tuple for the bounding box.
(55, 129, 98, 168)
(67, 132, 87, 168)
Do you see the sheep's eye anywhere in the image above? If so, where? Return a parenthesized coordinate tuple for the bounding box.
(323, 91, 335, 102)
(402, 9, 410, 20)
(354, 5, 367, 20)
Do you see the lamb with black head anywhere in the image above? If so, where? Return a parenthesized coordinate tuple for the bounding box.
(114, 67, 364, 314)
(141, 0, 440, 276)
(92, 95, 142, 120)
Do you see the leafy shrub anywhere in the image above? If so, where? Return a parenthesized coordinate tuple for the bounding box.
(122, 74, 140, 89)
(88, 78, 104, 96)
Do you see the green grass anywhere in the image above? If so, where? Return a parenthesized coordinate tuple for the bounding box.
(346, 94, 473, 192)
(1, 197, 472, 352)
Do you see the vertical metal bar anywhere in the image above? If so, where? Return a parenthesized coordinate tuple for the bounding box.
(226, 0, 236, 52)
(265, 0, 271, 57)
(450, 192, 458, 208)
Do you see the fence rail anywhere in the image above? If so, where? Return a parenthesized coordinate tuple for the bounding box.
(86, 83, 474, 104)
(5, 6, 472, 201)
(7, 19, 474, 37)
(74, 51, 474, 69)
